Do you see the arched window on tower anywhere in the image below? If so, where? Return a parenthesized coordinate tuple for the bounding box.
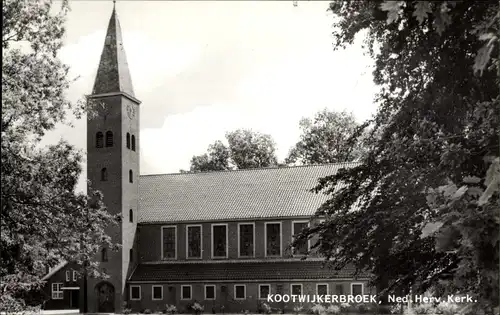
(126, 133, 130, 149)
(96, 132, 104, 148)
(105, 131, 113, 147)
(131, 135, 136, 151)
(101, 248, 108, 262)
(101, 168, 108, 181)
(129, 248, 133, 262)
(129, 170, 133, 183)
(129, 209, 133, 223)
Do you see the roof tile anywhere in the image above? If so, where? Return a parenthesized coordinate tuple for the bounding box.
(138, 163, 355, 224)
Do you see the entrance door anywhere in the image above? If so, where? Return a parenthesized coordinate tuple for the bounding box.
(95, 282, 115, 313)
(70, 290, 79, 309)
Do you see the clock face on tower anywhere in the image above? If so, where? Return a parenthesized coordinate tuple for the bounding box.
(127, 104, 135, 119)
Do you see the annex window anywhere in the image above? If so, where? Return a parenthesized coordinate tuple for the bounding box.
(129, 248, 133, 262)
(65, 270, 70, 281)
(101, 248, 108, 262)
(152, 285, 163, 300)
(162, 226, 177, 259)
(265, 222, 281, 257)
(72, 271, 77, 282)
(291, 284, 302, 296)
(131, 135, 136, 151)
(238, 223, 254, 257)
(186, 225, 202, 259)
(129, 170, 133, 183)
(292, 221, 309, 256)
(317, 283, 328, 296)
(212, 224, 228, 258)
(259, 284, 270, 300)
(51, 283, 63, 299)
(129, 209, 133, 223)
(205, 285, 216, 300)
(126, 133, 130, 149)
(105, 131, 113, 147)
(181, 285, 192, 300)
(96, 132, 104, 148)
(130, 285, 141, 300)
(234, 285, 246, 300)
(101, 168, 108, 181)
(351, 283, 363, 296)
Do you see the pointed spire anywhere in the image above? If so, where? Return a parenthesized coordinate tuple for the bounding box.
(92, 2, 135, 98)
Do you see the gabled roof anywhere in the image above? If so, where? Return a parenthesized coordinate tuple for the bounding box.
(91, 6, 135, 97)
(138, 163, 355, 224)
(41, 261, 68, 281)
(129, 261, 369, 282)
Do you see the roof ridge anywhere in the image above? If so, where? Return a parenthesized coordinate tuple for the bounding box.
(140, 161, 359, 177)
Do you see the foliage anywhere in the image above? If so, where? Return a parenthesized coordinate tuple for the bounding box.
(1, 0, 120, 311)
(188, 129, 278, 172)
(286, 109, 369, 165)
(165, 304, 178, 314)
(190, 140, 231, 172)
(190, 302, 204, 314)
(293, 1, 499, 314)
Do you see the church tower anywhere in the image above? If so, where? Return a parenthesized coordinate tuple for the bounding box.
(86, 3, 140, 312)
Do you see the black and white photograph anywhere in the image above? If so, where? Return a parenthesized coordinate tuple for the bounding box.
(1, 1, 499, 315)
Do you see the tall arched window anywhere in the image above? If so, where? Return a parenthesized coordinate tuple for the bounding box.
(101, 248, 108, 262)
(131, 135, 136, 151)
(126, 133, 130, 149)
(129, 170, 133, 183)
(129, 248, 133, 262)
(129, 209, 133, 223)
(96, 132, 104, 148)
(105, 131, 113, 147)
(101, 168, 108, 181)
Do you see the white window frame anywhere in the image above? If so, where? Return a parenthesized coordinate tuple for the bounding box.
(264, 221, 282, 257)
(186, 224, 203, 259)
(316, 283, 329, 295)
(258, 284, 271, 300)
(351, 282, 364, 296)
(152, 285, 163, 301)
(211, 223, 228, 259)
(237, 222, 255, 258)
(204, 284, 216, 300)
(72, 270, 77, 282)
(65, 270, 70, 281)
(292, 220, 310, 256)
(234, 284, 246, 300)
(130, 285, 141, 301)
(51, 283, 63, 299)
(290, 283, 303, 296)
(161, 225, 177, 260)
(181, 285, 192, 300)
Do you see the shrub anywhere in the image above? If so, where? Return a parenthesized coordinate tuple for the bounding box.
(311, 303, 326, 315)
(325, 305, 340, 315)
(166, 304, 178, 314)
(191, 302, 204, 315)
(144, 309, 152, 314)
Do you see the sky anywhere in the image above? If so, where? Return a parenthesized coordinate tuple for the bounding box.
(42, 1, 379, 192)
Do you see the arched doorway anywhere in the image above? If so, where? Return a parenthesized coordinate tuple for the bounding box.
(95, 281, 115, 313)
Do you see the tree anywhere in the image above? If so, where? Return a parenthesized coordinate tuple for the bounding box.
(226, 129, 278, 169)
(188, 129, 279, 172)
(285, 109, 369, 164)
(1, 0, 120, 311)
(293, 1, 499, 314)
(190, 140, 231, 172)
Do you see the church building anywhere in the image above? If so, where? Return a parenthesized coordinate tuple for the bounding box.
(41, 5, 372, 313)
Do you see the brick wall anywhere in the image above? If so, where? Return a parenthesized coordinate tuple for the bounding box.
(127, 280, 374, 313)
(138, 218, 323, 262)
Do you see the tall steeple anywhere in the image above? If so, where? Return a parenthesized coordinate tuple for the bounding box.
(92, 2, 135, 98)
